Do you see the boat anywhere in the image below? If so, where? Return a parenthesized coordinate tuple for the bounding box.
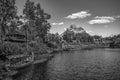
(0, 2, 33, 77)
(0, 62, 18, 78)
(2, 29, 34, 70)
(0, 70, 18, 76)
(7, 53, 34, 70)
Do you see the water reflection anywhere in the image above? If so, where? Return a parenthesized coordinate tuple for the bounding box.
(47, 49, 120, 80)
(12, 65, 34, 80)
(32, 62, 48, 80)
(13, 48, 120, 80)
(12, 61, 48, 80)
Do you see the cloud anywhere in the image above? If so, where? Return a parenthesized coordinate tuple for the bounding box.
(64, 28, 67, 31)
(86, 30, 94, 33)
(116, 16, 120, 18)
(52, 22, 64, 26)
(89, 19, 113, 24)
(65, 10, 91, 19)
(89, 16, 116, 24)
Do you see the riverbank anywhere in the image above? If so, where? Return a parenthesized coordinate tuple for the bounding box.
(34, 53, 54, 64)
(0, 42, 115, 79)
(61, 43, 110, 51)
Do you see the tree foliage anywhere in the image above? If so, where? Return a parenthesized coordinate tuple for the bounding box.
(62, 28, 75, 42)
(45, 33, 62, 48)
(23, 0, 51, 41)
(0, 0, 17, 35)
(62, 25, 94, 43)
(0, 0, 52, 56)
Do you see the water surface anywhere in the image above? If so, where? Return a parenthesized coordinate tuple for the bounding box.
(13, 48, 120, 80)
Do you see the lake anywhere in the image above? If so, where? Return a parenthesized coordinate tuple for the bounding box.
(13, 48, 120, 80)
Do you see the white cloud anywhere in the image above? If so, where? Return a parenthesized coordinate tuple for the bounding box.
(95, 16, 115, 20)
(89, 19, 113, 24)
(86, 30, 94, 33)
(59, 22, 64, 25)
(64, 28, 67, 31)
(116, 16, 120, 18)
(89, 16, 116, 24)
(65, 10, 91, 19)
(52, 22, 64, 26)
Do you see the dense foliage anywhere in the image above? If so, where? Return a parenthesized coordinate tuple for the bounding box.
(62, 24, 94, 44)
(23, 0, 51, 41)
(0, 0, 52, 59)
(45, 33, 62, 48)
(105, 34, 120, 48)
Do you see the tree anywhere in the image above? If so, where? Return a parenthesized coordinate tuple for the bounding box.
(19, 0, 52, 54)
(0, 0, 17, 41)
(92, 35, 102, 39)
(45, 33, 62, 48)
(0, 0, 23, 66)
(62, 28, 75, 42)
(23, 0, 51, 42)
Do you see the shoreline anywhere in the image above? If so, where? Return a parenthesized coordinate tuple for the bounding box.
(0, 43, 119, 79)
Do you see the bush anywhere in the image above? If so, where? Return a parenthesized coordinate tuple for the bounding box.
(0, 42, 26, 56)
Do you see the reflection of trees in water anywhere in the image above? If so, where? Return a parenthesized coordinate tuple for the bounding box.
(12, 65, 34, 80)
(12, 62, 48, 80)
(32, 62, 48, 80)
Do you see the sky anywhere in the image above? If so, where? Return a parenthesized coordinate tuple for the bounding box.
(15, 0, 120, 37)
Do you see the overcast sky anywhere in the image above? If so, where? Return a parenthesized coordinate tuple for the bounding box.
(16, 0, 120, 37)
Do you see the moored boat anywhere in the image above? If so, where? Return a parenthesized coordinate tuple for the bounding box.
(7, 53, 34, 70)
(1, 28, 34, 71)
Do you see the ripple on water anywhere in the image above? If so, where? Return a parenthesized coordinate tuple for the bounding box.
(46, 49, 120, 80)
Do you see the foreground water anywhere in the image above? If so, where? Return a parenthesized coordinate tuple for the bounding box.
(13, 48, 120, 80)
